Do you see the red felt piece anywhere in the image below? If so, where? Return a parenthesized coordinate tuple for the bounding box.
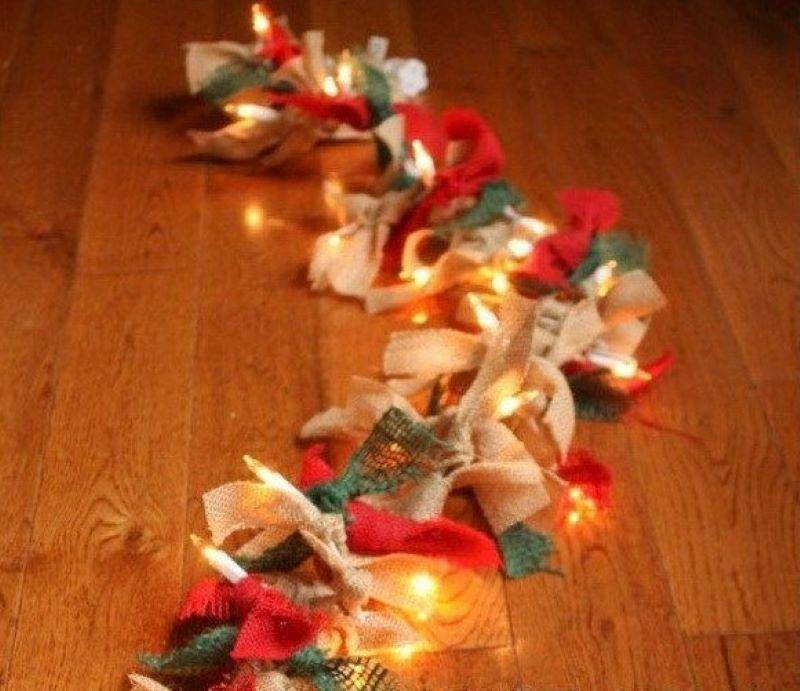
(557, 448, 612, 507)
(383, 107, 504, 271)
(268, 92, 373, 130)
(178, 577, 233, 623)
(231, 589, 327, 661)
(519, 189, 620, 286)
(298, 443, 336, 489)
(347, 501, 502, 569)
(256, 22, 302, 65)
(394, 102, 447, 161)
(178, 576, 271, 624)
(298, 449, 501, 569)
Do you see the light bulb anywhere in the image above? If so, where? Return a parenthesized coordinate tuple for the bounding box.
(190, 534, 248, 583)
(410, 266, 433, 288)
(491, 271, 509, 295)
(507, 238, 534, 259)
(327, 233, 343, 249)
(411, 311, 428, 325)
(224, 103, 278, 122)
(322, 76, 339, 97)
(496, 390, 542, 419)
(409, 572, 438, 599)
(466, 292, 499, 331)
(251, 3, 271, 37)
(336, 53, 354, 92)
(411, 139, 436, 188)
(585, 348, 641, 379)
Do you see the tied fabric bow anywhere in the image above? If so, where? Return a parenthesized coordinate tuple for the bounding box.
(178, 576, 327, 661)
(301, 299, 573, 557)
(382, 108, 505, 271)
(519, 189, 620, 286)
(309, 190, 415, 298)
(298, 444, 502, 570)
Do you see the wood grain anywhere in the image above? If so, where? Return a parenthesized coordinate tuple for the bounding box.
(0, 0, 119, 681)
(0, 0, 797, 688)
(0, 0, 118, 242)
(686, 631, 800, 690)
(586, 0, 800, 383)
(503, 0, 798, 635)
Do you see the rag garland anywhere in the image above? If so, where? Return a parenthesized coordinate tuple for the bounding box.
(135, 7, 674, 691)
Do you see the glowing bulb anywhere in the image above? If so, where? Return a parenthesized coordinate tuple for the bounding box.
(395, 643, 416, 661)
(411, 311, 428, 325)
(336, 53, 354, 92)
(224, 103, 278, 123)
(409, 572, 438, 599)
(411, 139, 436, 188)
(590, 259, 617, 297)
(507, 238, 534, 259)
(322, 76, 339, 97)
(585, 348, 641, 379)
(466, 292, 499, 331)
(491, 271, 509, 295)
(251, 3, 271, 37)
(327, 233, 343, 249)
(190, 534, 248, 583)
(410, 266, 433, 288)
(568, 486, 585, 502)
(496, 390, 542, 419)
(242, 455, 307, 503)
(503, 206, 550, 237)
(567, 510, 581, 526)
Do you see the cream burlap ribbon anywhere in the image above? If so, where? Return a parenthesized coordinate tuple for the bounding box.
(309, 191, 415, 298)
(201, 470, 432, 654)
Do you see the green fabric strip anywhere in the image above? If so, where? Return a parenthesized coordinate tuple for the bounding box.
(235, 530, 313, 572)
(138, 625, 238, 676)
(434, 180, 524, 238)
(569, 230, 648, 284)
(499, 522, 560, 578)
(199, 61, 273, 104)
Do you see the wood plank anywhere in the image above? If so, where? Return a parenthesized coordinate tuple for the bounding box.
(0, 239, 73, 677)
(4, 270, 198, 688)
(584, 0, 799, 383)
(0, 0, 119, 679)
(686, 631, 800, 690)
(0, 0, 32, 102)
(697, 0, 799, 182)
(504, 0, 798, 635)
(0, 0, 118, 241)
(3, 0, 212, 685)
(75, 0, 214, 273)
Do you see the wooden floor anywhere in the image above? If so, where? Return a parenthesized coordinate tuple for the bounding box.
(0, 0, 797, 688)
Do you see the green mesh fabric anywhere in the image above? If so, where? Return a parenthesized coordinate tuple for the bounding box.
(356, 57, 394, 125)
(342, 406, 451, 495)
(568, 372, 633, 422)
(289, 646, 402, 691)
(434, 180, 524, 238)
(324, 656, 403, 690)
(199, 61, 272, 104)
(138, 625, 238, 676)
(499, 523, 560, 578)
(569, 230, 649, 284)
(235, 531, 313, 572)
(306, 407, 451, 514)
